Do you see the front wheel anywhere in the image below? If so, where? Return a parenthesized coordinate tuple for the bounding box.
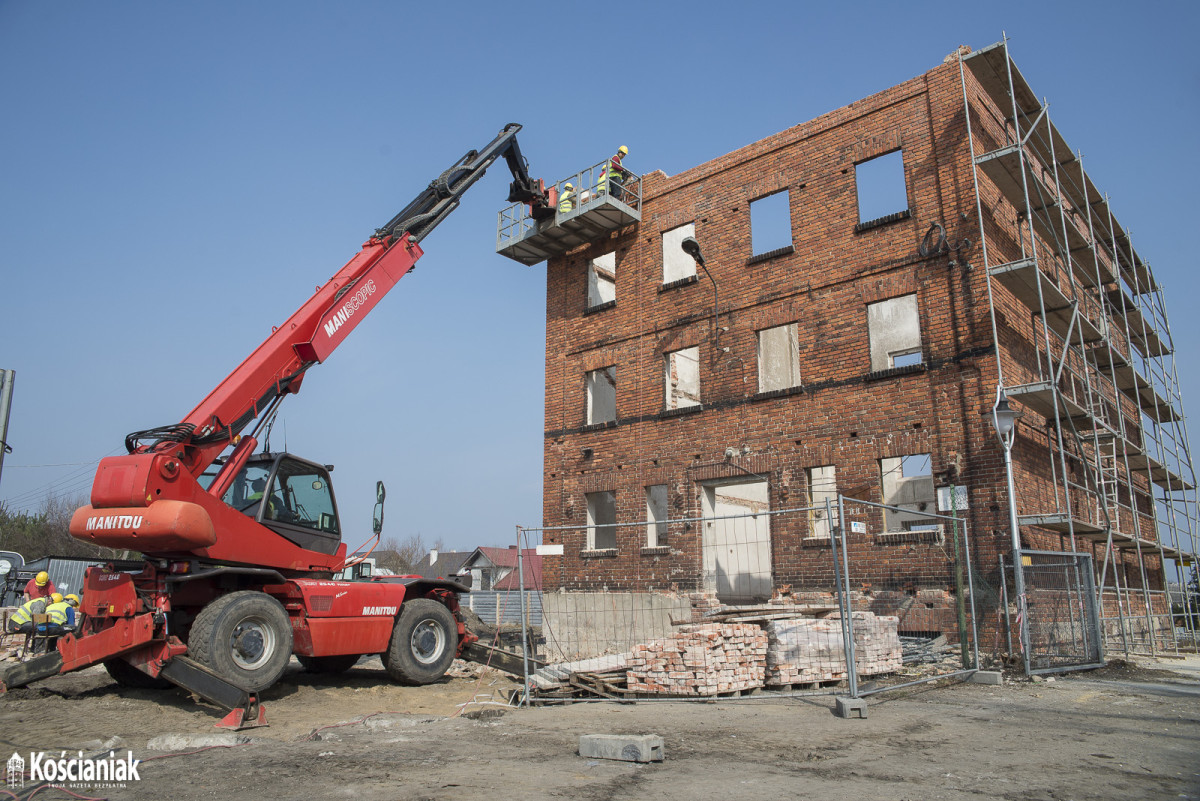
(381, 599, 457, 685)
(187, 591, 293, 692)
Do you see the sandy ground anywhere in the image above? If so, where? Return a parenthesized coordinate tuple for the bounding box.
(0, 655, 1196, 801)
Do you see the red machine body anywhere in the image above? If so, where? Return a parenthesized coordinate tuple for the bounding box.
(1, 125, 552, 724)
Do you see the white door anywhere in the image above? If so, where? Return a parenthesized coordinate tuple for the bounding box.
(701, 480, 772, 602)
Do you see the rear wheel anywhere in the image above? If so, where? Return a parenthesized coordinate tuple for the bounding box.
(296, 654, 360, 674)
(382, 599, 457, 685)
(187, 591, 293, 692)
(104, 657, 171, 689)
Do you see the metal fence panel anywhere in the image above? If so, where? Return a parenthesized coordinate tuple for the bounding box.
(511, 495, 983, 705)
(465, 590, 542, 627)
(1010, 550, 1104, 674)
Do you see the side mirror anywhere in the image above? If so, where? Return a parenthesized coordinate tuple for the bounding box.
(372, 480, 386, 536)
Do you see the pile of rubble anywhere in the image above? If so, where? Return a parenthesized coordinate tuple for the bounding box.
(626, 623, 767, 696)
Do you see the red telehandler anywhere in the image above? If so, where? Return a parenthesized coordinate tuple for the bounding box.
(0, 125, 555, 728)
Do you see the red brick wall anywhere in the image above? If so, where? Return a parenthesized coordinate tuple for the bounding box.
(537, 56, 1166, 632)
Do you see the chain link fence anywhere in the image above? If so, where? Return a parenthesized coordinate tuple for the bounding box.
(487, 496, 983, 708)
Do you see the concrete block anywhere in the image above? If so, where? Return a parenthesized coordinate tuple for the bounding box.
(834, 696, 868, 719)
(579, 734, 665, 763)
(969, 670, 1003, 685)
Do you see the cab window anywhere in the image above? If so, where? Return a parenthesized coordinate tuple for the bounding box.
(268, 458, 339, 535)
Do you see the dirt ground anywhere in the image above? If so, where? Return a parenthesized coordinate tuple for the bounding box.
(0, 655, 1197, 801)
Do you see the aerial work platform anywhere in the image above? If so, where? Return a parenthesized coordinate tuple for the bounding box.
(497, 159, 642, 266)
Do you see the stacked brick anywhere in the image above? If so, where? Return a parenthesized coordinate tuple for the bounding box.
(625, 623, 767, 696)
(764, 611, 901, 685)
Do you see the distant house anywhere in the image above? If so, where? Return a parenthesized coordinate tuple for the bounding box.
(409, 549, 473, 583)
(462, 547, 542, 592)
(411, 547, 542, 592)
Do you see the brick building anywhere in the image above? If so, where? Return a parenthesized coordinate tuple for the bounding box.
(497, 40, 1198, 652)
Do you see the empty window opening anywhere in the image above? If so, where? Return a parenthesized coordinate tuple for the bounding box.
(901, 453, 932, 477)
(807, 465, 837, 539)
(646, 484, 669, 547)
(867, 294, 922, 372)
(586, 366, 616, 425)
(665, 346, 700, 410)
(586, 491, 617, 550)
(855, 150, 908, 224)
(757, 323, 801, 392)
(662, 223, 697, 284)
(588, 251, 616, 308)
(750, 190, 792, 256)
(701, 479, 772, 602)
(881, 453, 936, 531)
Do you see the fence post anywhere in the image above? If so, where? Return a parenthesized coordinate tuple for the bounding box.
(949, 494, 969, 668)
(517, 525, 531, 708)
(831, 495, 858, 699)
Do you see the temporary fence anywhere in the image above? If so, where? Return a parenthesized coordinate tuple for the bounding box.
(500, 496, 982, 708)
(1003, 551, 1104, 675)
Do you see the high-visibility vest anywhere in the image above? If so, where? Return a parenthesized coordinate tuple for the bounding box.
(11, 598, 47, 626)
(558, 191, 575, 213)
(45, 601, 72, 626)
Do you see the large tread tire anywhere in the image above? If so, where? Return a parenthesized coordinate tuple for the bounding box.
(104, 658, 172, 690)
(187, 591, 293, 693)
(296, 654, 360, 674)
(381, 599, 457, 686)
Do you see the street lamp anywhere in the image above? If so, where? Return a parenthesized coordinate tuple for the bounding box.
(681, 237, 723, 346)
(990, 386, 1029, 672)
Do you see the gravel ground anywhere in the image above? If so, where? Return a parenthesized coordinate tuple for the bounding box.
(0, 655, 1196, 800)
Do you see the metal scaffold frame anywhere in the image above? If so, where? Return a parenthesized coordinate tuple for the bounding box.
(959, 36, 1199, 660)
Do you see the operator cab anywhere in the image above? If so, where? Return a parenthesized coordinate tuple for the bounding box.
(219, 452, 342, 556)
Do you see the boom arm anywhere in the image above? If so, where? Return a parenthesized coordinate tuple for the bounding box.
(126, 124, 550, 482)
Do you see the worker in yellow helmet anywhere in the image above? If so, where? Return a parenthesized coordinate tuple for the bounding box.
(599, 145, 629, 203)
(43, 594, 77, 635)
(23, 570, 56, 602)
(558, 182, 576, 214)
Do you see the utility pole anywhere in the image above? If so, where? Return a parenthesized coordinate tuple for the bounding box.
(0, 369, 13, 490)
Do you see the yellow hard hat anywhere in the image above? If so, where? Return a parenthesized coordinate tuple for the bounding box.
(563, 183, 573, 191)
(65, 594, 80, 606)
(50, 592, 64, 604)
(617, 145, 628, 156)
(35, 571, 49, 586)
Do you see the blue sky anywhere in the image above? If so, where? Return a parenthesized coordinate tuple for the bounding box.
(1, 1, 1197, 552)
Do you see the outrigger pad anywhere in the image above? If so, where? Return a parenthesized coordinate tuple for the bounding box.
(216, 699, 267, 731)
(0, 652, 64, 690)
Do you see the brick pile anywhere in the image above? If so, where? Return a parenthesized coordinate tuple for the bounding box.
(626, 623, 767, 696)
(764, 611, 901, 685)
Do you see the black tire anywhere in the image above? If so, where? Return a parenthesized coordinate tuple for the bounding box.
(296, 654, 360, 674)
(104, 657, 172, 690)
(187, 591, 293, 692)
(381, 599, 457, 685)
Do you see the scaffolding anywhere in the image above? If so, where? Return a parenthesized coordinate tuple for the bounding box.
(960, 37, 1199, 657)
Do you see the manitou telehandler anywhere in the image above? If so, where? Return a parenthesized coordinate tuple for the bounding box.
(0, 125, 555, 727)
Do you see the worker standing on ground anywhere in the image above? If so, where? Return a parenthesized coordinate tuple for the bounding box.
(600, 146, 629, 202)
(22, 571, 56, 602)
(558, 182, 575, 214)
(7, 596, 48, 635)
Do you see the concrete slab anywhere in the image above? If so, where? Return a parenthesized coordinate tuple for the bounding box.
(970, 670, 1004, 685)
(579, 734, 664, 763)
